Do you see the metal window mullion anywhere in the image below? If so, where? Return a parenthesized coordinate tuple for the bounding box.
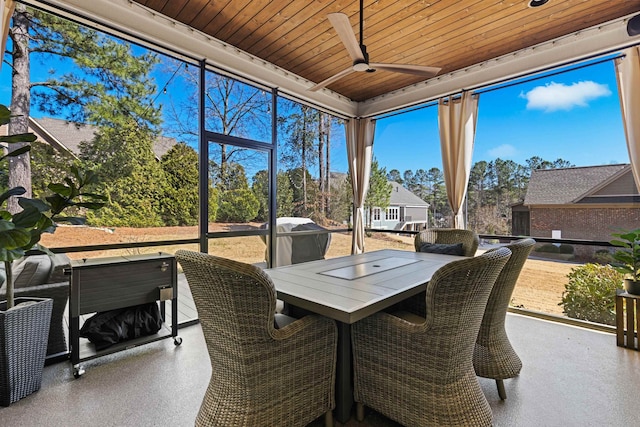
(198, 59, 208, 253)
(268, 89, 278, 268)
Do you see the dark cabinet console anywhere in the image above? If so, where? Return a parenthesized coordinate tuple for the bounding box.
(69, 253, 180, 377)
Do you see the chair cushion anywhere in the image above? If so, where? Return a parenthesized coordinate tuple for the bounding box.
(391, 310, 425, 325)
(419, 242, 464, 256)
(47, 253, 71, 283)
(274, 313, 298, 329)
(11, 255, 53, 289)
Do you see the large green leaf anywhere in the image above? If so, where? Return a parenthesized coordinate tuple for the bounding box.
(45, 194, 68, 213)
(611, 229, 640, 280)
(11, 207, 42, 229)
(0, 187, 26, 205)
(36, 215, 55, 234)
(0, 145, 30, 162)
(0, 219, 16, 233)
(0, 133, 37, 143)
(611, 239, 630, 248)
(48, 182, 73, 197)
(0, 221, 32, 255)
(0, 246, 27, 263)
(18, 197, 50, 212)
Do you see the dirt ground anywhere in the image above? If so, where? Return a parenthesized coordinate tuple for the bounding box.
(42, 225, 574, 316)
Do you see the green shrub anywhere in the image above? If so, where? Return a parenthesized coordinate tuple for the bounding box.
(558, 244, 574, 254)
(217, 189, 259, 222)
(559, 263, 623, 326)
(535, 243, 559, 253)
(594, 249, 614, 264)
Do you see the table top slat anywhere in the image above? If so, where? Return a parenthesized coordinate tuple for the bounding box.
(265, 249, 463, 324)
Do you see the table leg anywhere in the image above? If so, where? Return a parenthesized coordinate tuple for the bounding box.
(334, 321, 353, 423)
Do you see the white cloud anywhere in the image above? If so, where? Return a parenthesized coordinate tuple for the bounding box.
(488, 144, 517, 158)
(520, 81, 611, 112)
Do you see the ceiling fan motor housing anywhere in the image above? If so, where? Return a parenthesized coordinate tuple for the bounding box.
(353, 44, 370, 71)
(353, 60, 370, 72)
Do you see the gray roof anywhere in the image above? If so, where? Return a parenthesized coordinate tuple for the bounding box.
(389, 181, 429, 207)
(523, 164, 630, 205)
(328, 174, 428, 207)
(29, 117, 176, 159)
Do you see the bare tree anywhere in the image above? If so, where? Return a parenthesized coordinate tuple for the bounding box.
(162, 64, 270, 190)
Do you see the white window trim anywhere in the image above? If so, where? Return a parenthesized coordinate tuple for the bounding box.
(386, 207, 399, 221)
(372, 207, 381, 221)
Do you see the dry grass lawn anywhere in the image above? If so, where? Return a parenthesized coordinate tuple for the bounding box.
(42, 225, 575, 316)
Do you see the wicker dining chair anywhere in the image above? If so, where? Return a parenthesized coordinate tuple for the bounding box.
(474, 238, 536, 400)
(351, 247, 511, 427)
(395, 228, 480, 318)
(414, 228, 480, 257)
(175, 250, 337, 427)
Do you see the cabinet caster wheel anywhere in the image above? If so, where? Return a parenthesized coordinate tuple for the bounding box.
(174, 337, 182, 346)
(73, 366, 85, 378)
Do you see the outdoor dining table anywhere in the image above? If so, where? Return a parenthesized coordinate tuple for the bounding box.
(263, 248, 465, 423)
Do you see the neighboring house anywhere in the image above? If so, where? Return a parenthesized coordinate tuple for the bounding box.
(4, 116, 176, 160)
(369, 181, 430, 232)
(513, 164, 640, 251)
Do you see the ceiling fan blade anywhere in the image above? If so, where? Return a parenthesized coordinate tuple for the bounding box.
(328, 13, 365, 62)
(370, 63, 441, 77)
(308, 67, 356, 92)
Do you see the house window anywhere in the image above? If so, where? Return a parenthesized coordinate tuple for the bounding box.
(372, 208, 381, 221)
(386, 207, 399, 221)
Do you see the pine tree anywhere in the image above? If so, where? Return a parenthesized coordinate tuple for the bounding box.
(161, 144, 199, 226)
(7, 5, 163, 224)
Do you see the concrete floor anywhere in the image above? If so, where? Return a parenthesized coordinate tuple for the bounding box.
(2, 313, 640, 427)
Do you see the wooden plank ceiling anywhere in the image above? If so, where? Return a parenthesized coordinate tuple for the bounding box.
(133, 0, 640, 102)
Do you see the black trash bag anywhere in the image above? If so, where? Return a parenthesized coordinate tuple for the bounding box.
(80, 302, 163, 351)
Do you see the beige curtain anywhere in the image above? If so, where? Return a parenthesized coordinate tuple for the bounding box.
(0, 0, 14, 71)
(615, 47, 640, 190)
(346, 118, 375, 254)
(438, 91, 479, 229)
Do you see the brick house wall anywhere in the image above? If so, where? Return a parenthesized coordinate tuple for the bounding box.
(530, 206, 640, 241)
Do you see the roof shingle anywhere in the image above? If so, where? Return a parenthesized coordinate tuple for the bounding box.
(524, 164, 630, 205)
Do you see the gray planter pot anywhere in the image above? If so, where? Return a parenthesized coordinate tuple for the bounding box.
(0, 297, 53, 406)
(624, 279, 640, 296)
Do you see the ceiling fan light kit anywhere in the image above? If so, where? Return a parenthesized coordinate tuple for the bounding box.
(308, 1, 441, 91)
(353, 61, 370, 72)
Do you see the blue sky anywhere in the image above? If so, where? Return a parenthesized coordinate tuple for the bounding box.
(373, 59, 628, 173)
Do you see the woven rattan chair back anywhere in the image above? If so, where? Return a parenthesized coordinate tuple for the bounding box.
(474, 238, 536, 400)
(352, 246, 511, 427)
(419, 246, 511, 364)
(175, 250, 337, 427)
(414, 228, 480, 257)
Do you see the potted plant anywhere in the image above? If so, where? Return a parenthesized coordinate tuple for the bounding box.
(610, 228, 640, 295)
(0, 104, 105, 405)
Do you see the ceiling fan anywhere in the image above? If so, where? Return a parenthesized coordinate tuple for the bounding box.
(308, 0, 441, 92)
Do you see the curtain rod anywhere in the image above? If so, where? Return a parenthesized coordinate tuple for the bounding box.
(377, 100, 438, 121)
(375, 45, 636, 121)
(473, 55, 622, 96)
